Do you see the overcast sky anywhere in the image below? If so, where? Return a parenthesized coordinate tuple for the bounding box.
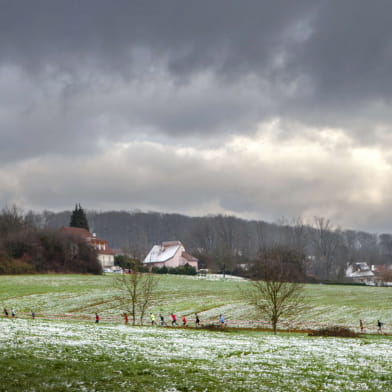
(2, 0, 392, 232)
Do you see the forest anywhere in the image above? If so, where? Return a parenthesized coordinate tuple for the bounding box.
(16, 207, 392, 281)
(0, 206, 101, 274)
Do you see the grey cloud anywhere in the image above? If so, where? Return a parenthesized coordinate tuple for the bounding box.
(2, 1, 392, 108)
(3, 1, 392, 233)
(299, 1, 392, 102)
(0, 65, 274, 163)
(0, 1, 311, 74)
(3, 138, 391, 233)
(2, 0, 392, 139)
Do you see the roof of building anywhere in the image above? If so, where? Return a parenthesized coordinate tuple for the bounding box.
(182, 251, 198, 262)
(98, 248, 115, 255)
(349, 270, 375, 278)
(143, 242, 183, 264)
(143, 241, 199, 265)
(60, 226, 92, 239)
(60, 226, 114, 255)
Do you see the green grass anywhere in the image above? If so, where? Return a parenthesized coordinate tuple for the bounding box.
(1, 274, 391, 332)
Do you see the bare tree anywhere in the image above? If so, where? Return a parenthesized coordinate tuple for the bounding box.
(378, 265, 392, 285)
(0, 205, 26, 236)
(115, 271, 158, 325)
(248, 279, 305, 334)
(310, 217, 341, 279)
(244, 245, 307, 334)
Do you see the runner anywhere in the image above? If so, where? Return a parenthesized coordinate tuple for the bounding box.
(95, 313, 100, 323)
(195, 313, 200, 328)
(150, 313, 156, 326)
(377, 320, 383, 334)
(170, 313, 178, 326)
(182, 315, 187, 326)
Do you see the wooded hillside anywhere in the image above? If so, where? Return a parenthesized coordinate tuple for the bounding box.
(24, 208, 392, 280)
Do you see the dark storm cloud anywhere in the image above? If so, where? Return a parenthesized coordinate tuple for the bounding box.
(300, 1, 392, 102)
(2, 0, 391, 135)
(0, 0, 311, 75)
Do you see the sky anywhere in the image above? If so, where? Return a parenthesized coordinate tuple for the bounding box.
(1, 0, 392, 233)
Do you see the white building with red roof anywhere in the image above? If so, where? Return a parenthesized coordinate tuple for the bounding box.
(143, 241, 198, 271)
(60, 227, 115, 269)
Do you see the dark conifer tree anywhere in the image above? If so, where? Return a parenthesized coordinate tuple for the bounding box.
(69, 204, 90, 231)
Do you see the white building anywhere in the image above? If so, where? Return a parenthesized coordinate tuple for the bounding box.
(61, 227, 115, 269)
(143, 241, 198, 271)
(345, 262, 376, 285)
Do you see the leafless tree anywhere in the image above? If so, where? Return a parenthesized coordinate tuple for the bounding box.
(309, 217, 341, 279)
(244, 245, 307, 334)
(0, 205, 26, 236)
(378, 265, 392, 285)
(277, 217, 308, 253)
(248, 279, 305, 334)
(115, 271, 159, 325)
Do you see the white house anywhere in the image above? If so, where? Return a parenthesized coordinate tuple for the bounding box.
(61, 227, 115, 269)
(143, 241, 198, 271)
(345, 262, 376, 285)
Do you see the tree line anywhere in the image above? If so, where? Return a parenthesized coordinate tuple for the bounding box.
(0, 206, 101, 274)
(23, 208, 392, 281)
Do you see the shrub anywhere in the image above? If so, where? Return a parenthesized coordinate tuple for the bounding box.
(308, 326, 358, 338)
(202, 323, 228, 332)
(151, 264, 197, 275)
(0, 256, 36, 274)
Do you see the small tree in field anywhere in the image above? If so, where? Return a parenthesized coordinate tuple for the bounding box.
(245, 245, 307, 334)
(115, 271, 158, 325)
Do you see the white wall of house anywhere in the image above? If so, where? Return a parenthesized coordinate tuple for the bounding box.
(98, 254, 114, 268)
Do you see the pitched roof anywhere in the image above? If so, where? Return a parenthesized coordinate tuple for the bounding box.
(143, 243, 182, 263)
(98, 248, 115, 255)
(182, 251, 198, 262)
(60, 227, 92, 239)
(349, 270, 375, 278)
(60, 227, 114, 255)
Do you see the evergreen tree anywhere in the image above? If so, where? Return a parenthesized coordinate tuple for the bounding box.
(69, 204, 90, 231)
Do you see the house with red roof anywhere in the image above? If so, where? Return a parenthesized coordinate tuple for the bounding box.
(143, 241, 198, 271)
(60, 227, 115, 269)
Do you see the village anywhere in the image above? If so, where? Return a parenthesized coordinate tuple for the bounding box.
(59, 223, 392, 287)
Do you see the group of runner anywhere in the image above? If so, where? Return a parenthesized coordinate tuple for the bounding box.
(3, 308, 16, 318)
(150, 312, 225, 328)
(151, 312, 202, 327)
(3, 308, 387, 333)
(359, 319, 385, 333)
(93, 311, 226, 328)
(3, 308, 36, 319)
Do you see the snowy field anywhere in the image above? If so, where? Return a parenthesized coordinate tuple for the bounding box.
(0, 318, 391, 392)
(1, 274, 391, 333)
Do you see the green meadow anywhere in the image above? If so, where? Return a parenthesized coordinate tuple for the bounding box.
(1, 274, 391, 332)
